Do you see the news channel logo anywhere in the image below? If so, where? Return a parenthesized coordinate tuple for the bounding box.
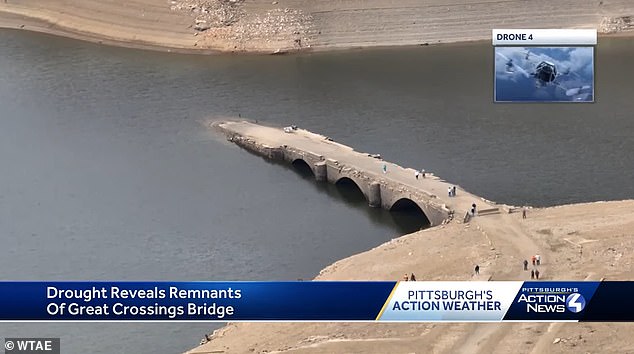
(519, 291, 586, 314)
(4, 338, 60, 354)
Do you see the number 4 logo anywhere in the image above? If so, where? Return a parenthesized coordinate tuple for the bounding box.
(566, 293, 586, 313)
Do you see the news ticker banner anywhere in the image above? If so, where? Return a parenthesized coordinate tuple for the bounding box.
(1, 281, 633, 322)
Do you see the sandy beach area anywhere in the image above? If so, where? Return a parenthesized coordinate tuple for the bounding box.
(190, 199, 634, 353)
(1, 0, 633, 53)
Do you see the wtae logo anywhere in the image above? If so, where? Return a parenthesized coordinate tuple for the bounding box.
(517, 292, 586, 313)
(4, 338, 60, 354)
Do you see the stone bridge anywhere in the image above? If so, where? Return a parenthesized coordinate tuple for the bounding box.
(284, 149, 449, 226)
(216, 121, 503, 227)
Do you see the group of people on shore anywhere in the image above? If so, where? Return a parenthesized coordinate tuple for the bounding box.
(401, 265, 482, 282)
(400, 254, 541, 283)
(523, 254, 542, 279)
(447, 185, 457, 197)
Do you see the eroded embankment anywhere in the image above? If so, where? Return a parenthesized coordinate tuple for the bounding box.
(1, 0, 634, 54)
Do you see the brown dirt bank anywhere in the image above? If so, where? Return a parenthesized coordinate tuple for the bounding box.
(1, 1, 634, 54)
(189, 200, 634, 354)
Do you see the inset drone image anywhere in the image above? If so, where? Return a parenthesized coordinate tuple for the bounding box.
(494, 46, 594, 102)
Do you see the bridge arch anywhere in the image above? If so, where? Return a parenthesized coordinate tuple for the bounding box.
(389, 198, 432, 227)
(291, 159, 314, 177)
(334, 177, 368, 202)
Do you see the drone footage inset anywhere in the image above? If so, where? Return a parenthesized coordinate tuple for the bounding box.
(494, 46, 594, 102)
